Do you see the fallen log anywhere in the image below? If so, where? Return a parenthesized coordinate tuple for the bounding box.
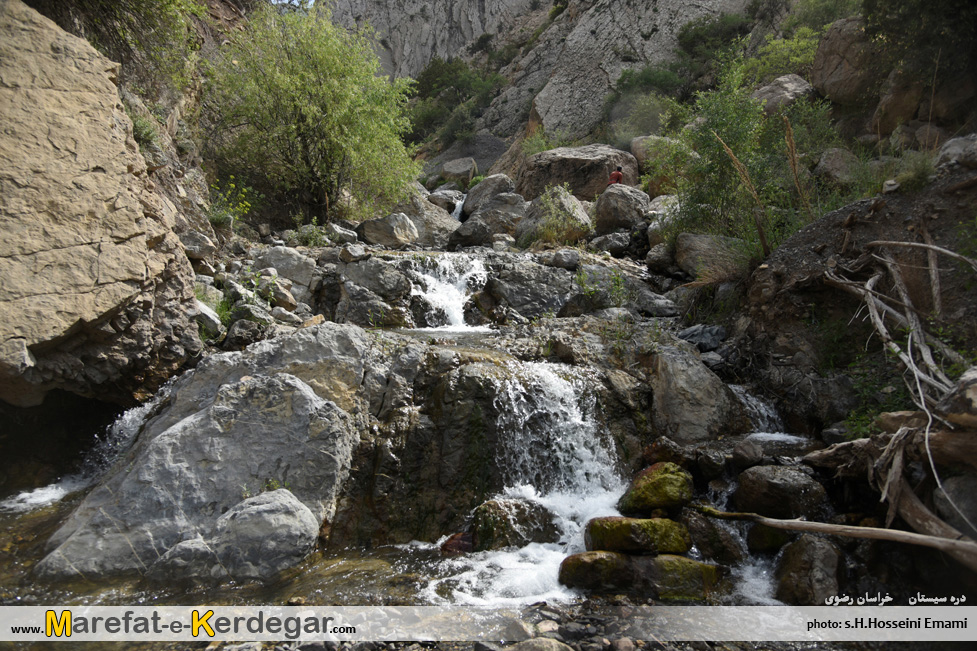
(693, 503, 977, 573)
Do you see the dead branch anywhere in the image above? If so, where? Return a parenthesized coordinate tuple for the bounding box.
(693, 503, 977, 571)
(865, 240, 977, 273)
(921, 225, 942, 317)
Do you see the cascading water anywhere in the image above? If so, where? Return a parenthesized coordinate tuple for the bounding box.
(450, 195, 465, 220)
(420, 361, 625, 606)
(730, 384, 784, 433)
(0, 384, 168, 514)
(402, 253, 488, 330)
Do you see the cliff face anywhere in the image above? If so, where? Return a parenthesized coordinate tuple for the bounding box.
(0, 1, 201, 407)
(330, 0, 538, 78)
(333, 0, 747, 141)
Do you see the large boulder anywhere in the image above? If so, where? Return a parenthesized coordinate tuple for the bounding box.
(775, 535, 842, 605)
(462, 174, 516, 218)
(936, 135, 977, 170)
(395, 191, 460, 249)
(517, 145, 638, 201)
(814, 148, 861, 188)
(673, 232, 747, 279)
(356, 212, 420, 249)
(643, 346, 750, 445)
(254, 246, 318, 304)
(448, 193, 529, 249)
(440, 157, 478, 186)
(515, 184, 593, 246)
(36, 372, 359, 581)
(809, 17, 885, 106)
(872, 69, 926, 136)
(471, 498, 561, 551)
(0, 1, 202, 406)
(594, 184, 652, 235)
(733, 465, 828, 519)
(751, 74, 815, 115)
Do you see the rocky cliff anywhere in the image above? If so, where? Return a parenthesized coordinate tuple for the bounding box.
(0, 1, 201, 407)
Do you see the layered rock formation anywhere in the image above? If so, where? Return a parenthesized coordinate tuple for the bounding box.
(0, 1, 201, 407)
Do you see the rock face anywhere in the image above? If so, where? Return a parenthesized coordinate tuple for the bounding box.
(809, 17, 885, 106)
(37, 371, 359, 581)
(0, 1, 201, 406)
(517, 145, 638, 201)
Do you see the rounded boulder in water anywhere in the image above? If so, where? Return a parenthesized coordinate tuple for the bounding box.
(617, 462, 693, 516)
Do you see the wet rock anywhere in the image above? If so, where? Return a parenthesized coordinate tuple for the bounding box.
(356, 213, 419, 249)
(746, 523, 793, 553)
(594, 185, 651, 236)
(775, 534, 842, 605)
(517, 145, 638, 201)
(558, 551, 724, 600)
(471, 498, 560, 551)
(585, 516, 691, 555)
(440, 532, 475, 556)
(644, 346, 750, 445)
(428, 190, 464, 214)
(682, 510, 746, 565)
(933, 474, 977, 538)
(449, 193, 529, 249)
(731, 439, 764, 469)
(733, 465, 827, 519)
(617, 462, 693, 516)
(641, 437, 695, 469)
(36, 372, 359, 581)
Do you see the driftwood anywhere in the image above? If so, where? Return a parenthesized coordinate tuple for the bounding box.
(694, 504, 977, 572)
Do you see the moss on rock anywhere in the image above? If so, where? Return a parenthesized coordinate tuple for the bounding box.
(585, 516, 691, 554)
(617, 461, 693, 515)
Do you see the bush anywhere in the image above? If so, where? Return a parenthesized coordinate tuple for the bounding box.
(129, 113, 159, 150)
(521, 127, 574, 156)
(519, 183, 589, 247)
(742, 27, 822, 84)
(206, 3, 419, 223)
(207, 176, 259, 231)
(408, 57, 504, 144)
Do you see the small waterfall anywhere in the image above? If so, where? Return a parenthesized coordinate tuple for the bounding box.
(450, 195, 466, 220)
(0, 384, 168, 513)
(423, 361, 624, 606)
(730, 384, 784, 433)
(402, 253, 488, 330)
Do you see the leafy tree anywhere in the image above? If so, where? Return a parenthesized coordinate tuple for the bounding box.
(408, 57, 504, 144)
(205, 2, 419, 222)
(862, 0, 977, 72)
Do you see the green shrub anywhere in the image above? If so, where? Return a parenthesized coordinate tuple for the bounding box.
(522, 127, 574, 156)
(207, 176, 259, 230)
(783, 0, 860, 32)
(129, 113, 159, 150)
(519, 183, 589, 247)
(206, 3, 419, 223)
(742, 27, 822, 84)
(408, 57, 505, 145)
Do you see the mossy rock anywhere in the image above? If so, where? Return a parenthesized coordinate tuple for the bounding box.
(585, 516, 691, 554)
(746, 523, 793, 553)
(644, 554, 725, 601)
(558, 551, 632, 591)
(617, 462, 693, 516)
(471, 498, 560, 551)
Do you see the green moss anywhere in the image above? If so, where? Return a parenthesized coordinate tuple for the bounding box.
(586, 516, 691, 554)
(653, 554, 724, 601)
(617, 462, 693, 515)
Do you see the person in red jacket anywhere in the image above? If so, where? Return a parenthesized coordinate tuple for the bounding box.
(608, 166, 623, 185)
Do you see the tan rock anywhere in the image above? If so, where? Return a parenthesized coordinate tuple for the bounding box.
(0, 1, 200, 405)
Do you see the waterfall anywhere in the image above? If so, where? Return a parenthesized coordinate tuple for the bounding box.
(402, 253, 488, 330)
(730, 384, 784, 433)
(450, 195, 465, 220)
(423, 361, 625, 606)
(0, 384, 168, 513)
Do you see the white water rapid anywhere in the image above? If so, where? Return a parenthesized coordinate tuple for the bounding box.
(420, 361, 625, 606)
(402, 253, 489, 331)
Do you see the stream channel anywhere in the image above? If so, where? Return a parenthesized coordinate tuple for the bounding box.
(0, 253, 808, 609)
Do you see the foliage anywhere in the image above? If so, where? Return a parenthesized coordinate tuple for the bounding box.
(519, 183, 588, 248)
(862, 0, 977, 73)
(741, 27, 822, 84)
(893, 151, 936, 192)
(844, 353, 914, 439)
(207, 176, 259, 230)
(521, 127, 574, 156)
(782, 0, 860, 33)
(676, 13, 752, 81)
(205, 3, 419, 223)
(409, 57, 505, 145)
(25, 0, 204, 93)
(616, 64, 686, 98)
(549, 0, 568, 20)
(128, 112, 159, 151)
(610, 93, 689, 148)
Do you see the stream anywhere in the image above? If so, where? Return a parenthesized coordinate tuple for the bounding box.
(0, 253, 807, 609)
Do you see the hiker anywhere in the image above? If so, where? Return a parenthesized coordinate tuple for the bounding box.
(608, 166, 623, 185)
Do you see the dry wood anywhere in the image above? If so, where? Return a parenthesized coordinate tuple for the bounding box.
(946, 175, 977, 193)
(921, 225, 942, 317)
(866, 240, 977, 273)
(693, 503, 977, 571)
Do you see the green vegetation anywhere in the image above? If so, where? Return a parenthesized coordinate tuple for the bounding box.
(862, 0, 977, 74)
(207, 177, 259, 231)
(128, 112, 159, 151)
(25, 0, 204, 93)
(409, 57, 505, 145)
(206, 3, 419, 223)
(522, 127, 575, 156)
(518, 183, 589, 248)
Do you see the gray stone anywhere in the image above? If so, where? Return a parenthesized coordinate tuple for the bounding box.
(933, 474, 977, 538)
(179, 230, 218, 260)
(36, 372, 359, 581)
(734, 465, 827, 519)
(539, 249, 581, 271)
(441, 157, 478, 185)
(254, 246, 317, 289)
(339, 244, 371, 263)
(272, 306, 305, 326)
(325, 222, 358, 244)
(462, 174, 516, 218)
(428, 190, 465, 214)
(775, 535, 842, 606)
(751, 74, 815, 115)
(814, 148, 861, 188)
(516, 185, 592, 246)
(810, 17, 885, 106)
(677, 324, 727, 352)
(594, 184, 651, 235)
(674, 232, 747, 279)
(589, 233, 631, 256)
(356, 213, 420, 249)
(449, 193, 529, 249)
(518, 145, 638, 202)
(192, 300, 224, 337)
(936, 134, 977, 169)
